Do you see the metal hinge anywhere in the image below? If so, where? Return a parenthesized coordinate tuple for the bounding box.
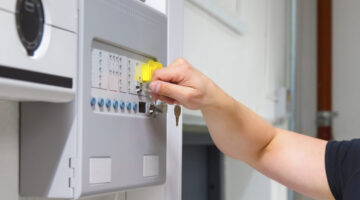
(69, 157, 76, 189)
(317, 111, 338, 127)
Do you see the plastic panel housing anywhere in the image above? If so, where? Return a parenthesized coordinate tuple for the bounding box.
(20, 0, 167, 198)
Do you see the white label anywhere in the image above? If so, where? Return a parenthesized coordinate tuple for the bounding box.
(119, 55, 128, 93)
(108, 53, 120, 92)
(91, 49, 109, 89)
(89, 157, 112, 184)
(143, 155, 159, 177)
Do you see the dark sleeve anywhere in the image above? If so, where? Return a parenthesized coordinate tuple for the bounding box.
(325, 139, 360, 200)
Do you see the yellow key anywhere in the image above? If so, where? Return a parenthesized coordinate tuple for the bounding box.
(136, 60, 163, 83)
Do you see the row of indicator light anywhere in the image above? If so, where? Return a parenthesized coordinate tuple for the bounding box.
(91, 97, 138, 112)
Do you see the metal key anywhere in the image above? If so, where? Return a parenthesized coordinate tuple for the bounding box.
(154, 101, 168, 113)
(174, 105, 181, 127)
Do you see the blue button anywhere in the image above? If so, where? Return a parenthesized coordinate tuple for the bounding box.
(90, 97, 96, 106)
(133, 103, 138, 112)
(105, 99, 111, 108)
(113, 100, 119, 109)
(126, 102, 132, 111)
(98, 98, 104, 107)
(120, 101, 125, 110)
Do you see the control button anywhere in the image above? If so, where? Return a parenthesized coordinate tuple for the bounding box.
(113, 100, 119, 109)
(98, 98, 105, 107)
(126, 102, 132, 111)
(105, 99, 111, 108)
(90, 97, 97, 106)
(120, 101, 125, 110)
(133, 103, 138, 112)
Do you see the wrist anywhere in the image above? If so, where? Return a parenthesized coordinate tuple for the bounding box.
(201, 83, 236, 114)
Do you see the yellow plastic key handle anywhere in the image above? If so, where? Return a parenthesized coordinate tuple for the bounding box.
(136, 60, 163, 83)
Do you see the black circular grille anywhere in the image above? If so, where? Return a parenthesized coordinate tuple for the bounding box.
(16, 0, 45, 56)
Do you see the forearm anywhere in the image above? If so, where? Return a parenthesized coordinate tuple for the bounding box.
(151, 59, 333, 199)
(201, 86, 277, 163)
(200, 86, 333, 199)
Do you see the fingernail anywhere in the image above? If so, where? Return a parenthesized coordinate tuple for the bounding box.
(149, 81, 160, 93)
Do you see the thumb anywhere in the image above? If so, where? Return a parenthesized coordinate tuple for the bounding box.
(149, 80, 193, 103)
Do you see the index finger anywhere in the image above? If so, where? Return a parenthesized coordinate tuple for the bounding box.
(152, 58, 188, 83)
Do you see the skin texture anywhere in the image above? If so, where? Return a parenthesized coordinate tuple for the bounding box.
(149, 58, 334, 200)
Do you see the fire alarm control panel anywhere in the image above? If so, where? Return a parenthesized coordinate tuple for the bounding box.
(20, 0, 167, 198)
(0, 0, 76, 102)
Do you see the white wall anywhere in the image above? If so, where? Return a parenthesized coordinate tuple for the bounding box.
(295, 0, 318, 138)
(332, 0, 360, 140)
(183, 0, 289, 199)
(183, 0, 285, 120)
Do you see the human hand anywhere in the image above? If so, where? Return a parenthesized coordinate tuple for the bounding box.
(149, 58, 223, 110)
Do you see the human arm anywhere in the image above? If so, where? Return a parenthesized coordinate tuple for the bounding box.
(149, 58, 334, 200)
